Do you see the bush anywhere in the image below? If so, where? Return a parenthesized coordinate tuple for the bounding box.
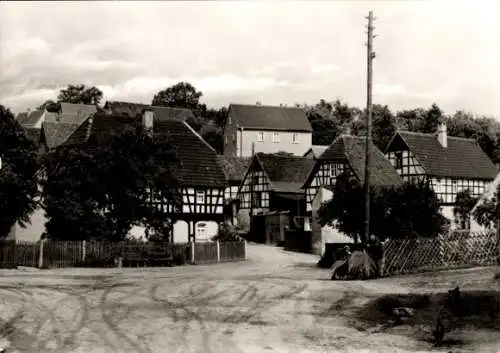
(173, 252, 186, 266)
(211, 223, 242, 242)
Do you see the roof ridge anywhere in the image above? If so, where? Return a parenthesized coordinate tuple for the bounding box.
(180, 120, 217, 154)
(398, 129, 476, 142)
(229, 103, 303, 110)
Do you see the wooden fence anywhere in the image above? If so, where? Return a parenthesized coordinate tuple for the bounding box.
(0, 240, 247, 269)
(383, 230, 499, 275)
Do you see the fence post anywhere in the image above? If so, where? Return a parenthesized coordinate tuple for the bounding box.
(191, 242, 195, 264)
(216, 241, 220, 263)
(38, 240, 44, 268)
(82, 240, 86, 263)
(244, 240, 248, 260)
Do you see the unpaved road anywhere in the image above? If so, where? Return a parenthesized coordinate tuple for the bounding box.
(0, 243, 499, 353)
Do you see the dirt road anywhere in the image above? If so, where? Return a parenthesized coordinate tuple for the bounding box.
(0, 244, 499, 353)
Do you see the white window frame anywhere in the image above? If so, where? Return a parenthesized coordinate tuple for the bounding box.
(228, 116, 231, 124)
(272, 132, 280, 143)
(196, 190, 205, 204)
(257, 131, 264, 142)
(292, 133, 299, 144)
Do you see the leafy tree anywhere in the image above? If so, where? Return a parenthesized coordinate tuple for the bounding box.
(472, 185, 500, 230)
(318, 173, 445, 244)
(420, 103, 443, 133)
(152, 82, 203, 111)
(38, 84, 103, 113)
(42, 123, 180, 241)
(0, 105, 40, 238)
(395, 108, 426, 131)
(57, 84, 103, 105)
(200, 124, 223, 154)
(453, 189, 479, 229)
(37, 100, 60, 113)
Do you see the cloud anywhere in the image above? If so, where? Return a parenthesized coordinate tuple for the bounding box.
(1, 1, 500, 116)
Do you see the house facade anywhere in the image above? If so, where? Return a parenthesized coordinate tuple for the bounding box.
(224, 104, 313, 158)
(237, 153, 315, 227)
(384, 123, 497, 227)
(64, 108, 227, 243)
(302, 135, 403, 255)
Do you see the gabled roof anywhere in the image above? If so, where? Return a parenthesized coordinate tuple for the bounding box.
(386, 131, 497, 180)
(41, 122, 83, 149)
(16, 110, 43, 127)
(303, 145, 329, 159)
(251, 153, 315, 194)
(103, 101, 195, 121)
(217, 156, 250, 183)
(303, 135, 402, 188)
(228, 104, 312, 132)
(65, 113, 226, 188)
(60, 103, 97, 117)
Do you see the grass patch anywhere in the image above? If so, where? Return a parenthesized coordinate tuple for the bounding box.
(356, 290, 500, 332)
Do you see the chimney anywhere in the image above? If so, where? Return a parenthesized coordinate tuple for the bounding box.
(142, 108, 154, 133)
(437, 122, 447, 148)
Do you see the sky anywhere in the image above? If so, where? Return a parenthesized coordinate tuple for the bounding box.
(1, 1, 500, 117)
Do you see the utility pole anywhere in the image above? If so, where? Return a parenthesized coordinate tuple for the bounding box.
(363, 10, 376, 246)
(249, 142, 255, 237)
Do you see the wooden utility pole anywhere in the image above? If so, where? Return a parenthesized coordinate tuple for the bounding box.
(249, 142, 256, 236)
(363, 10, 376, 246)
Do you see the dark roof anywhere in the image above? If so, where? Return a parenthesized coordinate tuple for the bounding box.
(16, 110, 43, 127)
(66, 113, 226, 188)
(104, 101, 195, 121)
(306, 135, 402, 188)
(304, 145, 329, 159)
(228, 104, 312, 132)
(254, 153, 315, 193)
(217, 156, 250, 183)
(23, 127, 41, 145)
(42, 122, 83, 149)
(388, 131, 497, 180)
(60, 103, 97, 117)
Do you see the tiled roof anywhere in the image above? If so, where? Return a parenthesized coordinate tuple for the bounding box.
(304, 134, 402, 188)
(228, 104, 312, 132)
(217, 156, 250, 183)
(103, 101, 195, 121)
(23, 127, 41, 145)
(16, 110, 43, 127)
(66, 113, 226, 188)
(42, 122, 83, 149)
(304, 145, 329, 159)
(389, 131, 497, 180)
(60, 103, 97, 117)
(255, 153, 315, 194)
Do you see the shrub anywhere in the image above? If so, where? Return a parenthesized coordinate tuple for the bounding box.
(211, 223, 242, 242)
(173, 252, 186, 266)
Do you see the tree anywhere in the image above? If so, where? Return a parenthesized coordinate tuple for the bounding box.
(38, 84, 103, 113)
(41, 123, 180, 241)
(200, 124, 223, 154)
(472, 185, 500, 230)
(318, 173, 445, 244)
(420, 103, 443, 133)
(152, 82, 203, 111)
(57, 84, 103, 105)
(453, 189, 479, 229)
(0, 105, 40, 238)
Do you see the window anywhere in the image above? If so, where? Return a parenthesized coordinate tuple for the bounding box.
(257, 132, 264, 142)
(228, 117, 231, 124)
(196, 190, 205, 204)
(452, 180, 457, 194)
(395, 151, 403, 169)
(253, 175, 259, 186)
(252, 192, 261, 207)
(225, 135, 228, 145)
(272, 132, 280, 143)
(293, 133, 299, 144)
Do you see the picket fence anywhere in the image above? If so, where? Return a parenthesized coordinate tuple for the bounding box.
(383, 230, 499, 275)
(0, 240, 247, 269)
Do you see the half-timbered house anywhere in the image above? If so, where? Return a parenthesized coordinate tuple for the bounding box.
(301, 135, 403, 254)
(217, 156, 251, 226)
(384, 123, 497, 226)
(238, 153, 315, 226)
(64, 108, 227, 242)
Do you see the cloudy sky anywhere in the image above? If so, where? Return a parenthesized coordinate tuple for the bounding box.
(1, 1, 499, 116)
